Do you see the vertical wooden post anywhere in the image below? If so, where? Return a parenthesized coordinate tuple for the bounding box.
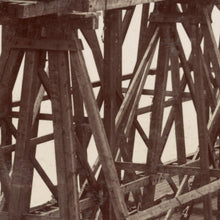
(170, 27, 186, 178)
(44, 20, 80, 219)
(0, 25, 16, 210)
(191, 22, 213, 220)
(1, 25, 13, 172)
(148, 26, 170, 163)
(8, 49, 40, 220)
(104, 9, 122, 155)
(48, 48, 80, 219)
(103, 9, 122, 219)
(138, 4, 150, 60)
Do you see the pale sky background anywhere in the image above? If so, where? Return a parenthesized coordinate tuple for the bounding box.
(0, 5, 219, 207)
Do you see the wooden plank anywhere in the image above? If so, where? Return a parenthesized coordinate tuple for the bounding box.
(191, 22, 213, 219)
(102, 10, 123, 219)
(103, 9, 122, 154)
(170, 37, 186, 171)
(0, 211, 60, 220)
(149, 12, 202, 23)
(10, 37, 82, 51)
(137, 4, 150, 60)
(24, 215, 60, 220)
(136, 96, 191, 115)
(88, 0, 161, 12)
(70, 38, 128, 219)
(0, 26, 15, 206)
(0, 0, 82, 18)
(121, 176, 150, 194)
(115, 28, 159, 131)
(48, 49, 80, 220)
(0, 27, 13, 207)
(0, 133, 54, 154)
(0, 11, 99, 26)
(122, 88, 191, 98)
(54, 14, 99, 30)
(0, 0, 166, 17)
(8, 50, 40, 219)
(127, 179, 220, 220)
(124, 37, 156, 136)
(158, 165, 220, 178)
(115, 158, 201, 173)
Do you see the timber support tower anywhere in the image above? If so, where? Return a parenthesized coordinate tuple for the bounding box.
(0, 0, 220, 219)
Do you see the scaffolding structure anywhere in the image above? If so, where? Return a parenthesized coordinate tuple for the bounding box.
(0, 0, 220, 219)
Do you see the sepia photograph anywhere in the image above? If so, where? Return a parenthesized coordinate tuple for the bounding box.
(0, 0, 220, 219)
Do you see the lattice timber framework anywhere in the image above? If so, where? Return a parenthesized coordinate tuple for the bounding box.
(1, 0, 220, 219)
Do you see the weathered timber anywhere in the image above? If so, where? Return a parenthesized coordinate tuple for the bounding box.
(191, 21, 213, 219)
(138, 4, 150, 59)
(122, 88, 191, 98)
(8, 50, 40, 219)
(70, 38, 129, 218)
(127, 179, 220, 220)
(0, 211, 60, 220)
(136, 96, 191, 115)
(149, 12, 203, 23)
(115, 27, 159, 131)
(102, 9, 123, 219)
(0, 1, 220, 219)
(170, 35, 186, 179)
(48, 49, 80, 219)
(0, 0, 163, 18)
(124, 39, 155, 136)
(10, 37, 83, 51)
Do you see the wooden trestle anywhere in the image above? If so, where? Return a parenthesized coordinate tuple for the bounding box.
(1, 0, 220, 219)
